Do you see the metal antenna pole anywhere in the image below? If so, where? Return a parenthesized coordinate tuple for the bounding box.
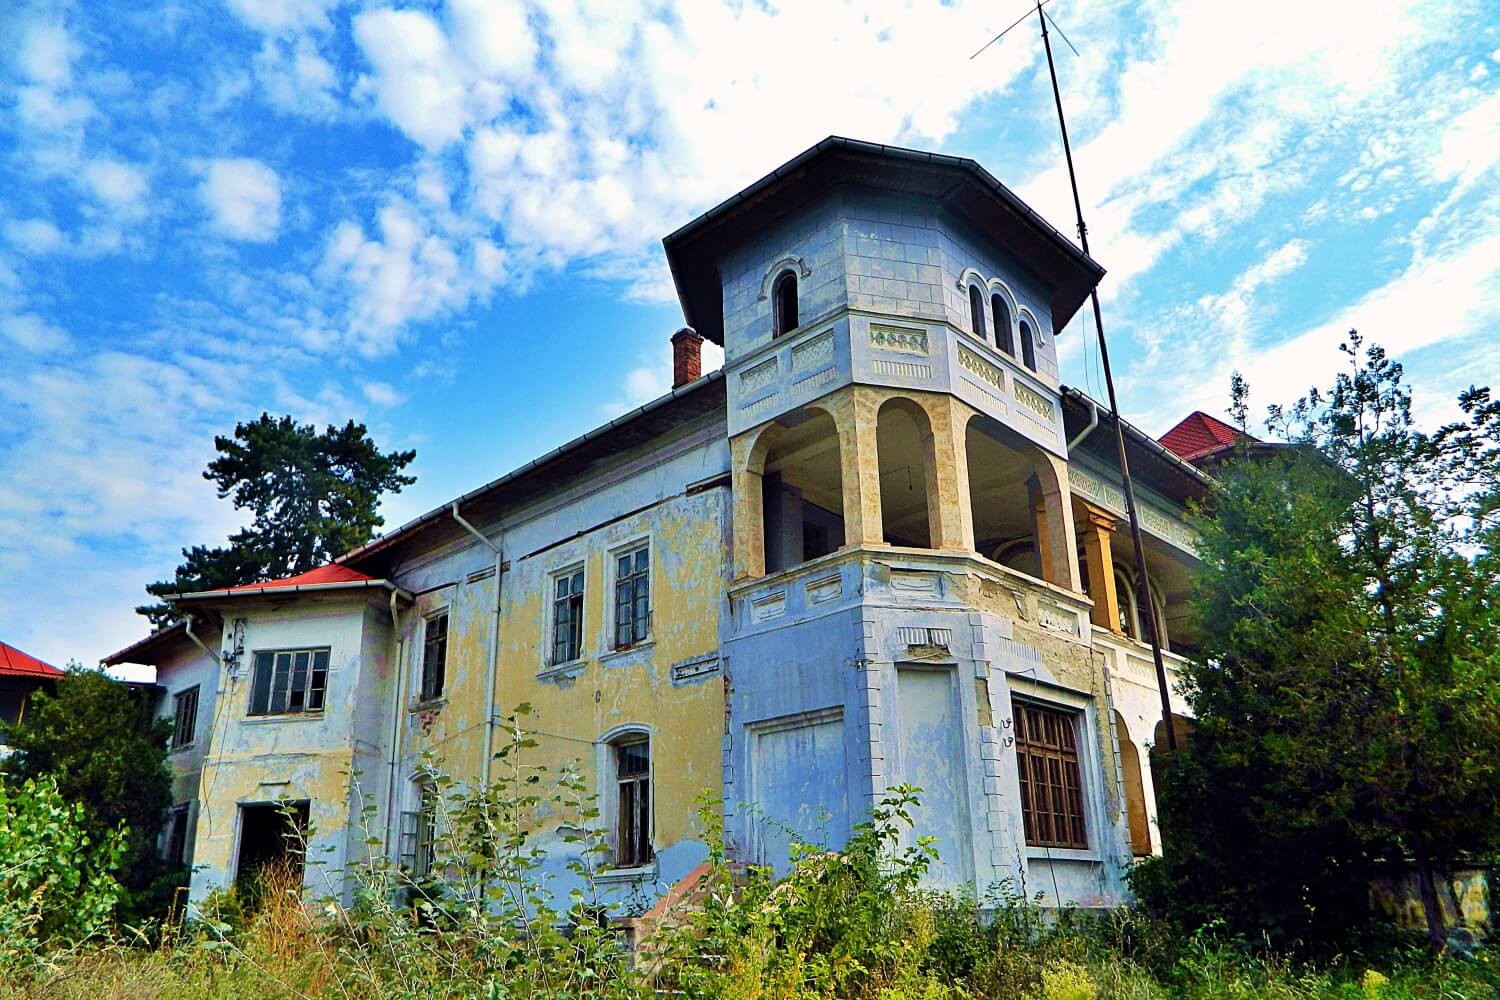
(1034, 3, 1177, 750)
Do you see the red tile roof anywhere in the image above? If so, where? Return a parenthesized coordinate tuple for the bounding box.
(222, 563, 377, 592)
(0, 641, 64, 678)
(1159, 411, 1253, 463)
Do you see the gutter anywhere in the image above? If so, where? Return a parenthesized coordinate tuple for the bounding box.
(183, 616, 220, 666)
(1066, 395, 1099, 452)
(1061, 386, 1214, 489)
(450, 502, 504, 791)
(383, 590, 406, 856)
(168, 579, 415, 602)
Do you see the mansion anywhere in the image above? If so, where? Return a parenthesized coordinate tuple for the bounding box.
(105, 137, 1234, 913)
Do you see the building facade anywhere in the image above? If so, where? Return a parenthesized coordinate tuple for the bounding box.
(105, 138, 1207, 914)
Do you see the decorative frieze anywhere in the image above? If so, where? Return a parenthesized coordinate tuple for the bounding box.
(1068, 465, 1200, 556)
(741, 391, 782, 421)
(792, 332, 834, 370)
(1037, 598, 1082, 638)
(1013, 380, 1055, 420)
(869, 324, 929, 355)
(790, 367, 836, 400)
(890, 570, 941, 597)
(897, 626, 952, 649)
(741, 357, 779, 393)
(750, 591, 786, 622)
(874, 359, 933, 380)
(957, 346, 1005, 391)
(806, 575, 842, 605)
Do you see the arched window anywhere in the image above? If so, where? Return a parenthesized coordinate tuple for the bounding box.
(992, 293, 1014, 355)
(1114, 566, 1169, 649)
(968, 284, 987, 341)
(772, 270, 798, 337)
(1019, 320, 1037, 371)
(606, 731, 653, 868)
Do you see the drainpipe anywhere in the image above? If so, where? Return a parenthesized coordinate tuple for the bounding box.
(183, 616, 221, 666)
(383, 590, 406, 855)
(451, 502, 503, 790)
(1066, 396, 1099, 452)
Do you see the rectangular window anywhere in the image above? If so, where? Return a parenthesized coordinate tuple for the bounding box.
(420, 613, 448, 702)
(615, 738, 652, 868)
(399, 783, 438, 876)
(613, 546, 650, 649)
(172, 686, 200, 749)
(165, 803, 190, 867)
(248, 649, 330, 716)
(552, 568, 585, 665)
(1014, 702, 1089, 850)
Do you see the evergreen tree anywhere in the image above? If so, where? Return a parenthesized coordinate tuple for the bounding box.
(1142, 333, 1500, 952)
(139, 414, 416, 625)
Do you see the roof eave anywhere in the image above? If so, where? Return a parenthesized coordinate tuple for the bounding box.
(168, 579, 414, 604)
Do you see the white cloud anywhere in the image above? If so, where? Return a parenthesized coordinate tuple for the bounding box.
(4, 218, 66, 255)
(360, 380, 404, 407)
(1, 313, 71, 352)
(226, 0, 339, 34)
(82, 157, 148, 207)
(200, 158, 283, 242)
(18, 21, 74, 86)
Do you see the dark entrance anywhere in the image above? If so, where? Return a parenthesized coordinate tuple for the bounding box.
(236, 800, 309, 903)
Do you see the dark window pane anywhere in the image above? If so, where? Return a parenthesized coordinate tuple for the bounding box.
(250, 652, 274, 714)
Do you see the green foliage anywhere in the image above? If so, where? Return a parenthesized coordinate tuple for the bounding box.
(0, 774, 127, 974)
(0, 666, 177, 926)
(1141, 332, 1500, 952)
(139, 414, 416, 625)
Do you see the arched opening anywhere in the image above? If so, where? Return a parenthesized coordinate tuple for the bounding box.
(877, 398, 936, 548)
(1115, 711, 1151, 856)
(968, 284, 987, 341)
(772, 269, 799, 337)
(759, 409, 845, 574)
(966, 413, 1074, 587)
(1019, 319, 1037, 372)
(1114, 563, 1173, 651)
(991, 292, 1014, 355)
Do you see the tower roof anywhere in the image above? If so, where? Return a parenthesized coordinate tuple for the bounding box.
(1159, 411, 1254, 463)
(663, 136, 1105, 345)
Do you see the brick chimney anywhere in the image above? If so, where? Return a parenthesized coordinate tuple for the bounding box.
(671, 327, 703, 388)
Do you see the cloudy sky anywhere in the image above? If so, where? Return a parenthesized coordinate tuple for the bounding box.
(3, 0, 1498, 670)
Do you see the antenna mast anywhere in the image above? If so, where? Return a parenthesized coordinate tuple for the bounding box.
(986, 2, 1179, 750)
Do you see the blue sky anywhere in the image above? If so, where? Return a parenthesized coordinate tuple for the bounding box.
(2, 0, 1498, 671)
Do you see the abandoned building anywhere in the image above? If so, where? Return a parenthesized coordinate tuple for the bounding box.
(0, 640, 63, 752)
(104, 137, 1220, 913)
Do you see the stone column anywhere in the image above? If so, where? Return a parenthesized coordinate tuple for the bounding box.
(922, 395, 976, 552)
(1076, 500, 1122, 632)
(831, 387, 885, 549)
(1030, 451, 1081, 591)
(730, 434, 766, 581)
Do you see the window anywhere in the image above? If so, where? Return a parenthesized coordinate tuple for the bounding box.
(1115, 567, 1169, 648)
(249, 648, 329, 716)
(772, 269, 798, 337)
(968, 284, 987, 341)
(992, 293, 1014, 354)
(172, 685, 200, 749)
(164, 803, 190, 867)
(613, 546, 650, 649)
(420, 612, 448, 702)
(399, 781, 438, 876)
(1014, 702, 1088, 850)
(1019, 320, 1037, 371)
(552, 568, 585, 665)
(613, 737, 652, 868)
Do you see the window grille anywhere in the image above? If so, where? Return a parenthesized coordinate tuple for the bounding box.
(248, 649, 329, 716)
(1014, 702, 1088, 849)
(420, 612, 448, 702)
(614, 547, 650, 649)
(614, 738, 652, 868)
(552, 569, 585, 664)
(173, 686, 199, 748)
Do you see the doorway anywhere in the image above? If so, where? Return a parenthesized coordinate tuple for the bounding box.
(236, 800, 309, 904)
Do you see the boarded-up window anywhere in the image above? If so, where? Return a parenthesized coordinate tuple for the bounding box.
(249, 649, 329, 716)
(552, 569, 585, 664)
(420, 613, 448, 702)
(1014, 702, 1088, 849)
(614, 738, 652, 868)
(173, 685, 199, 748)
(614, 547, 650, 649)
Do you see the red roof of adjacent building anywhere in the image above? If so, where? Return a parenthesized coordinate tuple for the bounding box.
(222, 563, 376, 593)
(0, 641, 64, 678)
(1159, 411, 1253, 463)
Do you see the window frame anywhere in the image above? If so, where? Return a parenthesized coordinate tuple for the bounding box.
(991, 291, 1015, 355)
(1012, 699, 1091, 851)
(172, 685, 200, 750)
(549, 563, 587, 667)
(602, 729, 654, 871)
(418, 610, 449, 703)
(1018, 319, 1038, 372)
(771, 269, 799, 338)
(399, 779, 438, 877)
(610, 540, 652, 651)
(1114, 565, 1169, 649)
(164, 802, 191, 867)
(247, 647, 331, 718)
(967, 283, 988, 342)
